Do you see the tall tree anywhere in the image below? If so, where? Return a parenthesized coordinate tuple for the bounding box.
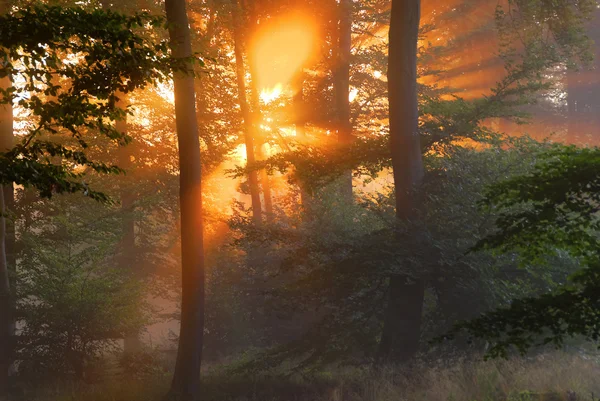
(163, 0, 205, 399)
(0, 0, 13, 396)
(377, 0, 425, 363)
(116, 97, 141, 353)
(0, 73, 12, 401)
(232, 1, 263, 225)
(565, 8, 600, 144)
(98, 0, 141, 355)
(334, 0, 353, 199)
(244, 0, 274, 223)
(0, 5, 174, 395)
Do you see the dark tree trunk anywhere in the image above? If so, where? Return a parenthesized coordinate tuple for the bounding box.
(293, 72, 310, 211)
(566, 8, 600, 145)
(566, 67, 579, 144)
(0, 188, 11, 401)
(378, 276, 425, 362)
(164, 0, 205, 398)
(0, 10, 14, 389)
(334, 0, 353, 200)
(2, 186, 13, 284)
(255, 143, 274, 223)
(377, 0, 425, 364)
(233, 3, 263, 225)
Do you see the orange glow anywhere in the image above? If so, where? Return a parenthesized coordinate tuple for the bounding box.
(154, 80, 175, 104)
(232, 143, 247, 164)
(349, 87, 359, 102)
(260, 84, 283, 104)
(251, 14, 318, 101)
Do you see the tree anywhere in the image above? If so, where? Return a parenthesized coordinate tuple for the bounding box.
(376, 0, 425, 364)
(232, 0, 263, 226)
(98, 0, 142, 355)
(442, 145, 600, 359)
(163, 0, 205, 399)
(224, 0, 596, 368)
(0, 0, 14, 395)
(334, 0, 353, 200)
(16, 195, 146, 381)
(0, 6, 172, 397)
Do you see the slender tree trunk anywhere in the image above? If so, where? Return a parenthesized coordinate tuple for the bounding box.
(232, 5, 263, 225)
(246, 50, 273, 222)
(164, 0, 205, 399)
(255, 143, 273, 223)
(0, 0, 14, 388)
(241, 0, 273, 221)
(566, 67, 579, 144)
(293, 72, 310, 211)
(334, 0, 353, 200)
(377, 0, 425, 364)
(0, 189, 11, 401)
(0, 98, 12, 401)
(2, 186, 13, 286)
(116, 97, 141, 353)
(99, 0, 141, 354)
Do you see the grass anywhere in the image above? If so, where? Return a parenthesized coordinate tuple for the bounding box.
(22, 350, 600, 401)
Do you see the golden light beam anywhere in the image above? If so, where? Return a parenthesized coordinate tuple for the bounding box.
(251, 14, 318, 103)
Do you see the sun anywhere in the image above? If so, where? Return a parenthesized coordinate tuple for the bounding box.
(251, 13, 318, 102)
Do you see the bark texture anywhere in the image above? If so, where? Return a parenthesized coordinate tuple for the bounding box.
(377, 0, 425, 364)
(164, 0, 205, 398)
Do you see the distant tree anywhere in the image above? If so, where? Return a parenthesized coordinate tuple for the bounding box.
(16, 195, 147, 381)
(232, 0, 263, 225)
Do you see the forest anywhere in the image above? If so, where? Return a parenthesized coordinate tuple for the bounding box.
(1, 0, 600, 400)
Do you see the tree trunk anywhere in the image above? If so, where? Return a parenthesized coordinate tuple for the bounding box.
(377, 0, 425, 364)
(293, 73, 311, 212)
(0, 106, 12, 401)
(334, 0, 353, 200)
(0, 188, 11, 401)
(117, 98, 142, 354)
(245, 32, 273, 223)
(99, 0, 141, 354)
(255, 143, 273, 223)
(163, 0, 205, 399)
(0, 5, 14, 388)
(233, 3, 263, 225)
(377, 275, 424, 362)
(566, 67, 579, 144)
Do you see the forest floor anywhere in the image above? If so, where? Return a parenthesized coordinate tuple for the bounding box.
(24, 351, 600, 401)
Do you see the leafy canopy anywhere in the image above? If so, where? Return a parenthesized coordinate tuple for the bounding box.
(0, 5, 174, 201)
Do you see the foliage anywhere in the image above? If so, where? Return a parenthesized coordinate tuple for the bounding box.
(0, 5, 175, 201)
(475, 145, 600, 262)
(442, 145, 600, 358)
(225, 137, 579, 369)
(15, 195, 148, 381)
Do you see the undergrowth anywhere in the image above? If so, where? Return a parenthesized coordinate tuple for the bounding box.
(23, 351, 600, 401)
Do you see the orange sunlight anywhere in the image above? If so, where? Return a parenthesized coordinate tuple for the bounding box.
(251, 14, 318, 103)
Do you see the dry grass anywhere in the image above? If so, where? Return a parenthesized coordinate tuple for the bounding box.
(24, 350, 600, 401)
